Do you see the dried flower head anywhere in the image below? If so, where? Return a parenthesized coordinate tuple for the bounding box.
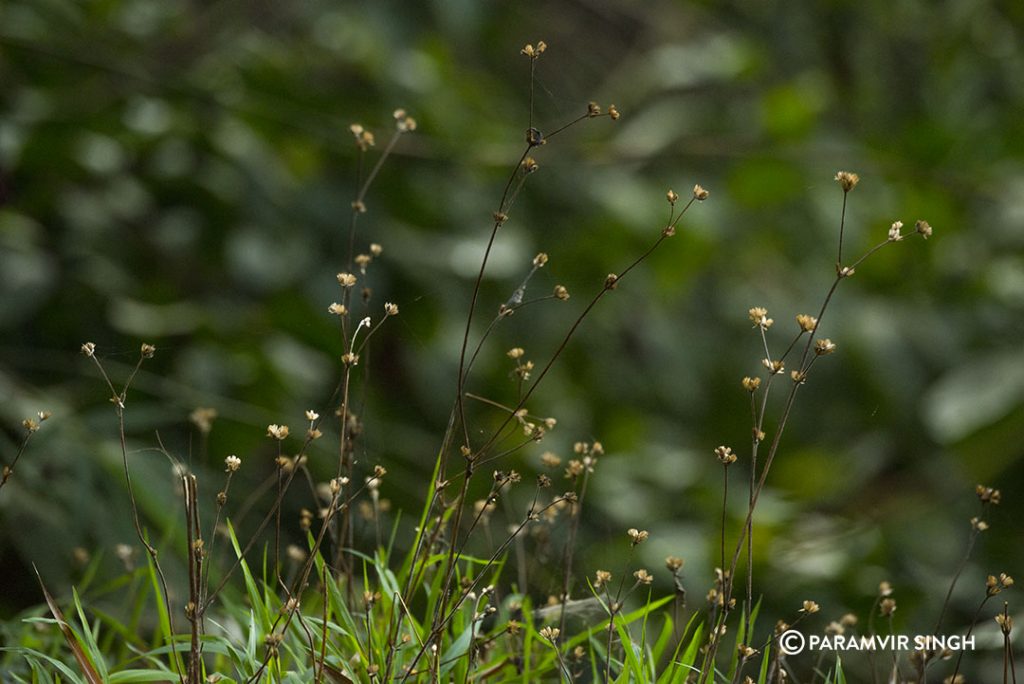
(879, 597, 897, 617)
(553, 284, 570, 301)
(336, 272, 357, 287)
(763, 359, 785, 374)
(393, 108, 417, 132)
(665, 556, 685, 572)
(814, 338, 837, 355)
(715, 445, 737, 465)
(795, 314, 817, 332)
(915, 219, 933, 239)
(587, 101, 602, 117)
(81, 341, 96, 357)
(834, 171, 859, 192)
(741, 376, 761, 392)
(888, 220, 904, 242)
(342, 352, 359, 366)
(533, 252, 549, 268)
(369, 243, 383, 257)
(538, 626, 559, 641)
(520, 41, 547, 58)
(666, 189, 679, 205)
(140, 343, 156, 358)
(607, 104, 620, 120)
(224, 455, 241, 472)
(350, 124, 375, 151)
(605, 273, 619, 290)
(521, 157, 539, 173)
(995, 613, 1013, 634)
(328, 302, 347, 316)
(190, 407, 218, 434)
(748, 307, 772, 329)
(986, 573, 1014, 596)
(384, 302, 399, 316)
(800, 600, 820, 614)
(975, 484, 1001, 504)
(634, 568, 653, 585)
(879, 581, 894, 597)
(692, 184, 709, 201)
(594, 570, 612, 588)
(541, 452, 561, 468)
(267, 424, 290, 440)
(627, 528, 649, 546)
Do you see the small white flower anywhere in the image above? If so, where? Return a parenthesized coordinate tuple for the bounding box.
(888, 220, 903, 242)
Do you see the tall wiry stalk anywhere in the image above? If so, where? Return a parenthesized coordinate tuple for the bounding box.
(82, 342, 185, 684)
(702, 178, 932, 682)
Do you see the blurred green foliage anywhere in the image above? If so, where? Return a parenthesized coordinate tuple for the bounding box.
(1, 0, 1022, 677)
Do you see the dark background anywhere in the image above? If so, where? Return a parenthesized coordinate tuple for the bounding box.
(1, 0, 1022, 676)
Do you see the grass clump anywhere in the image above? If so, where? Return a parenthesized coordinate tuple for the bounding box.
(1, 40, 1014, 684)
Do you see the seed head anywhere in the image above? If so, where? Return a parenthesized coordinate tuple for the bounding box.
(587, 101, 602, 117)
(692, 184, 709, 201)
(533, 252, 548, 268)
(888, 220, 904, 242)
(224, 455, 241, 472)
(915, 219, 933, 239)
(976, 484, 1001, 504)
(665, 556, 685, 572)
(140, 343, 156, 358)
(520, 41, 547, 58)
(267, 424, 290, 440)
(521, 157, 539, 173)
(81, 342, 96, 357)
(879, 598, 897, 617)
(742, 376, 761, 392)
(748, 307, 772, 329)
(996, 613, 1013, 634)
(553, 284, 570, 301)
(336, 272, 357, 287)
(834, 171, 859, 192)
(393, 108, 417, 132)
(607, 104, 620, 120)
(350, 124, 375, 151)
(604, 273, 619, 290)
(666, 189, 679, 205)
(800, 600, 820, 614)
(814, 339, 837, 356)
(539, 626, 559, 642)
(328, 302, 347, 316)
(594, 570, 612, 588)
(634, 568, 653, 585)
(384, 302, 399, 316)
(795, 314, 817, 332)
(627, 528, 649, 546)
(715, 445, 737, 465)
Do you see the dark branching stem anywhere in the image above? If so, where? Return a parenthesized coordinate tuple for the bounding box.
(88, 351, 184, 684)
(0, 428, 36, 494)
(701, 233, 915, 681)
